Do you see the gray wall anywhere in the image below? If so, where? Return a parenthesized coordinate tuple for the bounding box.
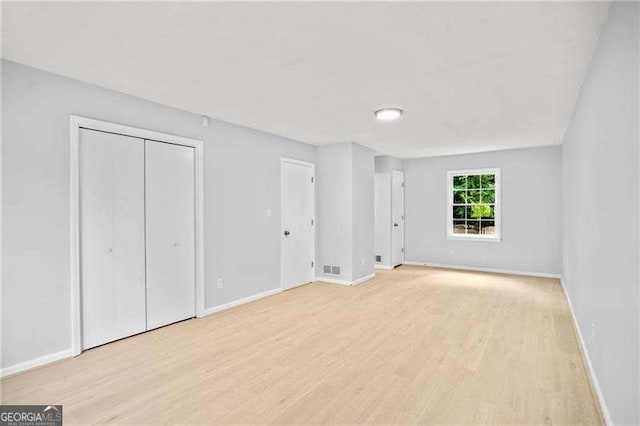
(374, 155, 403, 174)
(375, 173, 392, 268)
(561, 2, 639, 424)
(316, 142, 375, 282)
(351, 143, 375, 281)
(316, 143, 353, 281)
(1, 60, 316, 369)
(404, 146, 562, 275)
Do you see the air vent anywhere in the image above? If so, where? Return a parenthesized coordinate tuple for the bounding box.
(323, 265, 342, 275)
(375, 255, 382, 262)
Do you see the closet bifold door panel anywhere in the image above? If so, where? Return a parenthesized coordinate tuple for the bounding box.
(145, 140, 196, 330)
(79, 129, 147, 350)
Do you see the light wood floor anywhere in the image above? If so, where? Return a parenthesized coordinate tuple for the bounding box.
(1, 266, 602, 424)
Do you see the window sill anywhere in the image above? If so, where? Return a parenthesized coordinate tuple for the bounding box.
(447, 235, 501, 242)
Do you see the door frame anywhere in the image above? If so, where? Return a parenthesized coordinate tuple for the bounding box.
(69, 115, 205, 356)
(280, 157, 316, 290)
(391, 170, 405, 267)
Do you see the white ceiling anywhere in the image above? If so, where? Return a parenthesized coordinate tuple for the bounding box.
(2, 2, 609, 158)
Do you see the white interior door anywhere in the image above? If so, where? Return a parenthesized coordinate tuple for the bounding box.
(281, 160, 315, 290)
(392, 170, 405, 267)
(145, 141, 196, 330)
(80, 129, 146, 349)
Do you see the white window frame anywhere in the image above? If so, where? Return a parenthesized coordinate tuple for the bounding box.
(447, 168, 501, 242)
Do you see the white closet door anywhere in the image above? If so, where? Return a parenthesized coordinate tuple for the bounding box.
(392, 170, 405, 267)
(145, 141, 196, 330)
(281, 160, 315, 290)
(80, 129, 146, 349)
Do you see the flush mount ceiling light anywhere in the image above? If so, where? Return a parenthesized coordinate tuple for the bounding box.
(374, 108, 403, 121)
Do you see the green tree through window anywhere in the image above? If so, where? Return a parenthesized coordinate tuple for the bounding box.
(449, 170, 500, 239)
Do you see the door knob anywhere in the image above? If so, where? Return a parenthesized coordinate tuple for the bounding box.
(284, 230, 290, 236)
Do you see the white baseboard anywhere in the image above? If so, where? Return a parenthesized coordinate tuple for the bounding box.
(316, 273, 375, 286)
(561, 278, 611, 425)
(402, 261, 561, 279)
(316, 277, 352, 285)
(202, 287, 283, 317)
(374, 264, 394, 270)
(3, 288, 285, 378)
(1, 348, 73, 378)
(351, 273, 375, 286)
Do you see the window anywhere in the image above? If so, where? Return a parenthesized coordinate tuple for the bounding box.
(447, 168, 501, 241)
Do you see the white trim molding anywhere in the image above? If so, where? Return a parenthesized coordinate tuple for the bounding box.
(316, 273, 375, 286)
(447, 167, 501, 242)
(402, 261, 560, 279)
(202, 288, 283, 317)
(316, 277, 352, 286)
(351, 273, 376, 286)
(375, 264, 394, 270)
(69, 115, 206, 357)
(1, 349, 73, 378)
(561, 278, 611, 425)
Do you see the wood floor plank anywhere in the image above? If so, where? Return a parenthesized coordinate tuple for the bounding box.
(1, 266, 602, 424)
